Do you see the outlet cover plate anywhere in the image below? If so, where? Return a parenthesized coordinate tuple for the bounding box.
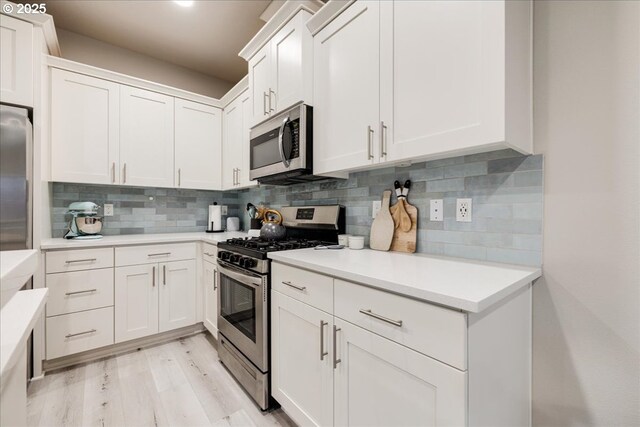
(456, 198, 472, 222)
(104, 204, 114, 217)
(372, 200, 381, 218)
(221, 205, 228, 215)
(430, 199, 443, 221)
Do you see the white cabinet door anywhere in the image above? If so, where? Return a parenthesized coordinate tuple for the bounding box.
(159, 260, 196, 333)
(120, 86, 174, 187)
(115, 264, 159, 343)
(313, 1, 380, 174)
(237, 90, 257, 188)
(0, 15, 32, 106)
(222, 95, 243, 190)
(175, 99, 222, 190)
(51, 69, 120, 184)
(203, 260, 218, 336)
(270, 10, 313, 114)
(271, 291, 334, 427)
(381, 1, 505, 162)
(334, 318, 467, 427)
(248, 43, 271, 126)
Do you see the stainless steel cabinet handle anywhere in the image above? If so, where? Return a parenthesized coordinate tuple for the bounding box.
(320, 320, 328, 361)
(123, 163, 127, 184)
(380, 121, 388, 157)
(65, 329, 97, 339)
(269, 88, 275, 112)
(281, 281, 306, 292)
(204, 252, 215, 257)
(65, 289, 97, 296)
(213, 269, 217, 290)
(147, 252, 171, 257)
(237, 169, 241, 186)
(111, 162, 116, 183)
(152, 266, 156, 287)
(263, 92, 268, 116)
(65, 258, 97, 264)
(367, 126, 374, 160)
(178, 168, 181, 187)
(333, 325, 341, 369)
(163, 265, 167, 285)
(359, 309, 403, 327)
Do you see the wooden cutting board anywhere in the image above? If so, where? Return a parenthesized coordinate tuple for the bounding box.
(390, 200, 418, 253)
(369, 190, 394, 251)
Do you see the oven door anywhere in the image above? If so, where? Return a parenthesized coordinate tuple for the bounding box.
(249, 104, 308, 181)
(217, 260, 268, 371)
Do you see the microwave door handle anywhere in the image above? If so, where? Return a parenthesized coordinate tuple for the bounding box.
(278, 116, 291, 168)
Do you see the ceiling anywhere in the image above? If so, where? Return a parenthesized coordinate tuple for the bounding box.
(20, 0, 273, 83)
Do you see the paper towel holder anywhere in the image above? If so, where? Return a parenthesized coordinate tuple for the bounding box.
(205, 202, 225, 233)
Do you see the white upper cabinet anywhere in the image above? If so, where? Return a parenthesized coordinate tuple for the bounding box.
(0, 15, 33, 107)
(120, 86, 175, 187)
(222, 89, 256, 190)
(51, 69, 120, 185)
(247, 10, 313, 127)
(174, 99, 222, 190)
(313, 1, 380, 174)
(312, 0, 532, 174)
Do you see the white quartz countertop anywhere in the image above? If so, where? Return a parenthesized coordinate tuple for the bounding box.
(268, 248, 542, 313)
(0, 249, 38, 309)
(40, 231, 249, 250)
(1, 288, 48, 381)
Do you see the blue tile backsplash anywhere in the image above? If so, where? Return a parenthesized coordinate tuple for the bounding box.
(51, 149, 543, 266)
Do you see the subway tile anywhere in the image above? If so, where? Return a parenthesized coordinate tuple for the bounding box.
(464, 173, 513, 190)
(487, 154, 543, 174)
(426, 178, 465, 192)
(513, 203, 543, 220)
(409, 167, 444, 182)
(443, 244, 487, 261)
(486, 248, 541, 267)
(443, 162, 488, 179)
(512, 234, 543, 251)
(513, 171, 543, 187)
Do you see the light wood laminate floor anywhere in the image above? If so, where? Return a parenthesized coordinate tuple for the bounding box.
(27, 333, 296, 427)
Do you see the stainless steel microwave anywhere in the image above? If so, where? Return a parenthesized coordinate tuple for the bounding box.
(249, 103, 317, 185)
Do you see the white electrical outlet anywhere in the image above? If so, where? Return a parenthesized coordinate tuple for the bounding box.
(221, 205, 228, 215)
(430, 199, 443, 221)
(104, 204, 114, 217)
(456, 198, 472, 222)
(372, 200, 381, 218)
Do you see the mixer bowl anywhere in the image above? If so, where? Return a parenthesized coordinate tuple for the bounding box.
(75, 216, 103, 235)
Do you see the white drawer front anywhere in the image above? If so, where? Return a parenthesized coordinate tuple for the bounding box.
(202, 243, 218, 264)
(272, 262, 333, 314)
(46, 248, 114, 273)
(115, 243, 196, 266)
(46, 268, 114, 317)
(46, 306, 114, 359)
(334, 279, 467, 370)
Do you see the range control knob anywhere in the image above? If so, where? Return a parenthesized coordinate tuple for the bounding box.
(240, 257, 257, 269)
(218, 251, 231, 261)
(230, 254, 241, 263)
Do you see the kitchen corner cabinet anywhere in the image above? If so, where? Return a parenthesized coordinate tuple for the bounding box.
(248, 10, 313, 126)
(120, 86, 175, 187)
(51, 69, 120, 185)
(0, 15, 33, 107)
(271, 262, 532, 427)
(223, 90, 255, 190)
(175, 99, 223, 190)
(313, 0, 532, 175)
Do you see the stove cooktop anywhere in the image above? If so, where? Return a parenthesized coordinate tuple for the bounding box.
(218, 237, 332, 259)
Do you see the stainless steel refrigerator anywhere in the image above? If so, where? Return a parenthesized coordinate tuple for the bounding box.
(0, 104, 32, 251)
(1, 104, 34, 380)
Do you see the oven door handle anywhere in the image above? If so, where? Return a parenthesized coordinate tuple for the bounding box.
(278, 116, 291, 168)
(217, 260, 263, 288)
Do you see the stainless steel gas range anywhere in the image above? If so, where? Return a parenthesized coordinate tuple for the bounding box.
(216, 205, 345, 410)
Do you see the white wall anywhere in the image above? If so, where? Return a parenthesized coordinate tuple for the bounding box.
(533, 1, 639, 426)
(56, 28, 235, 98)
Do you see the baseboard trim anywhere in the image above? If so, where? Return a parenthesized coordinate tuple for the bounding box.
(43, 323, 206, 372)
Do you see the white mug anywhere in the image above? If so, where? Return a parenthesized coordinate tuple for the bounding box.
(226, 217, 240, 231)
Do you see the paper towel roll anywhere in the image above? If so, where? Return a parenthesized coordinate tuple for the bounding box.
(208, 205, 223, 231)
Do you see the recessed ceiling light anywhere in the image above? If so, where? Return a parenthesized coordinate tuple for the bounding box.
(173, 1, 194, 7)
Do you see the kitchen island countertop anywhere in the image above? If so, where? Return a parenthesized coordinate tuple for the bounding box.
(268, 248, 542, 313)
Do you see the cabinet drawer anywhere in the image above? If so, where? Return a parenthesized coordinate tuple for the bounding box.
(202, 243, 218, 264)
(46, 268, 114, 317)
(46, 248, 114, 273)
(46, 306, 114, 359)
(115, 243, 196, 266)
(334, 279, 467, 370)
(272, 263, 333, 314)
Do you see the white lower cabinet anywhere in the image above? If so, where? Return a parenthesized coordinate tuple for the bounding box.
(202, 260, 218, 336)
(46, 307, 114, 360)
(115, 259, 196, 343)
(334, 318, 466, 427)
(271, 291, 334, 427)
